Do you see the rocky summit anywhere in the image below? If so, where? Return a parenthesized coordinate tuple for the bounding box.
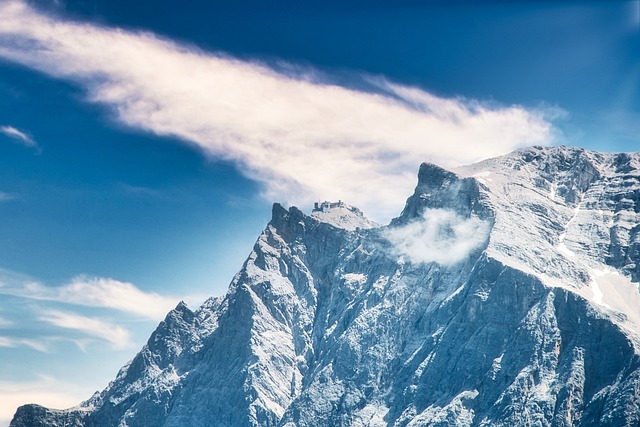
(11, 146, 640, 426)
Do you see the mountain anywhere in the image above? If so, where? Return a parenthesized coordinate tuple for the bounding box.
(11, 146, 640, 426)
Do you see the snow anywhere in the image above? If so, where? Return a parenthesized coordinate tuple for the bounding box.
(310, 203, 378, 231)
(491, 354, 503, 380)
(14, 146, 640, 427)
(471, 170, 492, 185)
(407, 390, 479, 427)
(350, 402, 389, 427)
(557, 205, 580, 259)
(443, 283, 465, 303)
(341, 273, 367, 286)
(457, 146, 640, 342)
(588, 267, 640, 340)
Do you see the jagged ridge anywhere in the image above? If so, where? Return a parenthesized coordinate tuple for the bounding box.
(11, 146, 640, 427)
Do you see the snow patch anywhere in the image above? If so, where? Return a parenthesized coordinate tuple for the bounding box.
(311, 202, 378, 231)
(474, 289, 489, 301)
(588, 267, 640, 335)
(491, 353, 503, 380)
(407, 390, 479, 427)
(589, 272, 605, 306)
(341, 273, 368, 286)
(557, 205, 580, 258)
(351, 401, 390, 427)
(472, 170, 492, 185)
(444, 283, 466, 304)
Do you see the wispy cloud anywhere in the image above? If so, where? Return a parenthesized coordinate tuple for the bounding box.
(0, 275, 180, 320)
(0, 316, 12, 328)
(385, 209, 490, 265)
(0, 269, 182, 421)
(40, 310, 132, 349)
(21, 276, 179, 320)
(0, 269, 200, 354)
(118, 182, 162, 198)
(0, 191, 15, 202)
(0, 336, 48, 352)
(0, 125, 37, 148)
(0, 0, 557, 221)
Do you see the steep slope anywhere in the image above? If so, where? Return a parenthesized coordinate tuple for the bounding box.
(455, 146, 640, 340)
(11, 146, 640, 427)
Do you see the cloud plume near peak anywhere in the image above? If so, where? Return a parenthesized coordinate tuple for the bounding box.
(385, 208, 491, 265)
(0, 1, 557, 221)
(0, 125, 36, 148)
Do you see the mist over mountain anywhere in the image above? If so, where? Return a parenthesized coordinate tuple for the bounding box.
(11, 146, 640, 427)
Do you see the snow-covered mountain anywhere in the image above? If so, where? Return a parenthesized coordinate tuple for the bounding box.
(11, 146, 640, 426)
(311, 200, 379, 231)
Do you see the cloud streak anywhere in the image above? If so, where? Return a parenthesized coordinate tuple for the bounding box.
(16, 276, 180, 320)
(0, 269, 199, 353)
(0, 1, 557, 221)
(0, 269, 182, 320)
(0, 336, 48, 352)
(40, 310, 132, 349)
(0, 125, 37, 148)
(0, 315, 13, 327)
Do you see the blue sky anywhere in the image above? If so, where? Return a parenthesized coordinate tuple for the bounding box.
(0, 0, 638, 423)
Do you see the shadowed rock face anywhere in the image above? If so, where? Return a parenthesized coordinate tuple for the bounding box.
(12, 146, 640, 427)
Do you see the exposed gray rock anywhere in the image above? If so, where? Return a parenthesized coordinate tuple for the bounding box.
(11, 146, 640, 427)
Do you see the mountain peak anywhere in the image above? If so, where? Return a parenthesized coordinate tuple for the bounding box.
(11, 146, 640, 427)
(393, 162, 490, 227)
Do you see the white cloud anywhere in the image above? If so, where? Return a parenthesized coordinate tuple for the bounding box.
(385, 209, 490, 265)
(0, 336, 48, 352)
(0, 0, 557, 221)
(0, 270, 189, 349)
(40, 310, 132, 349)
(0, 315, 13, 327)
(0, 125, 36, 148)
(19, 276, 180, 320)
(0, 269, 205, 354)
(0, 271, 182, 320)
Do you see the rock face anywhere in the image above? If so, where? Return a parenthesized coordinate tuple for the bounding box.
(11, 146, 640, 426)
